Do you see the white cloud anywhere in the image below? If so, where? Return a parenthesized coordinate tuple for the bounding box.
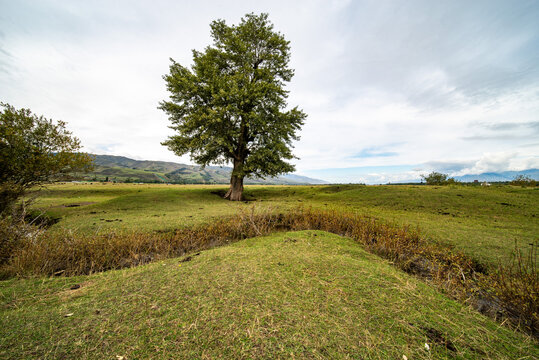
(1, 0, 538, 182)
(452, 152, 539, 176)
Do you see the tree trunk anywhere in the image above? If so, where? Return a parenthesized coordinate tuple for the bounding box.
(224, 159, 244, 201)
(224, 175, 244, 201)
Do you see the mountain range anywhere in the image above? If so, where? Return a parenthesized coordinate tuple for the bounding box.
(76, 154, 328, 185)
(392, 168, 539, 184)
(75, 154, 538, 185)
(452, 168, 539, 183)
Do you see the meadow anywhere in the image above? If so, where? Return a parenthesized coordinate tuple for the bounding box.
(34, 182, 538, 266)
(1, 182, 538, 359)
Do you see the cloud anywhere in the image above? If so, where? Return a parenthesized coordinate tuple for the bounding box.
(452, 152, 539, 175)
(0, 48, 11, 75)
(0, 0, 538, 181)
(350, 146, 398, 159)
(423, 152, 539, 177)
(485, 121, 539, 131)
(462, 134, 532, 141)
(334, 0, 539, 109)
(463, 118, 539, 141)
(421, 161, 475, 173)
(302, 151, 539, 184)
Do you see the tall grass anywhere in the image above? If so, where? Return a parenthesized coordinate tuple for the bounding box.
(487, 242, 538, 335)
(1, 206, 537, 336)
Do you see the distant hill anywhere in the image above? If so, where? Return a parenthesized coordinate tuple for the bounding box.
(393, 168, 539, 184)
(76, 154, 328, 185)
(452, 169, 539, 183)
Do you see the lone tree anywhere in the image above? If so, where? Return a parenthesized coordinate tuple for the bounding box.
(421, 171, 456, 185)
(160, 13, 306, 200)
(0, 103, 93, 214)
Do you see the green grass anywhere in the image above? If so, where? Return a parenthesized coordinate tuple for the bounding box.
(33, 183, 539, 266)
(34, 184, 253, 233)
(1, 231, 536, 359)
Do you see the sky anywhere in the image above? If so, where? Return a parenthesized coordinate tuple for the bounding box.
(1, 0, 538, 183)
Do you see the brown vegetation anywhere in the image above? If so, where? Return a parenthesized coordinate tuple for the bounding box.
(511, 175, 537, 187)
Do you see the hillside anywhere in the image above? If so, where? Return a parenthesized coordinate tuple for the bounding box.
(77, 154, 327, 185)
(396, 169, 539, 184)
(77, 155, 539, 184)
(1, 231, 536, 359)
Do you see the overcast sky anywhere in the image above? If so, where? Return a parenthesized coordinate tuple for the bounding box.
(1, 0, 538, 183)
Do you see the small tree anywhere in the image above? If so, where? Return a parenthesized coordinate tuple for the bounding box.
(421, 171, 451, 185)
(0, 103, 93, 214)
(160, 13, 306, 200)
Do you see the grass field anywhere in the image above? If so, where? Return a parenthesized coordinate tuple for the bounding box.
(1, 231, 537, 359)
(1, 182, 537, 359)
(34, 182, 538, 266)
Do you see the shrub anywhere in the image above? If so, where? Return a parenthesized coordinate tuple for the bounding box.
(0, 208, 42, 266)
(511, 175, 537, 187)
(486, 242, 538, 335)
(421, 171, 456, 185)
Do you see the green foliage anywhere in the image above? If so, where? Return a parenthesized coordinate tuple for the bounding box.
(511, 174, 537, 187)
(0, 103, 93, 214)
(160, 13, 306, 198)
(421, 171, 456, 185)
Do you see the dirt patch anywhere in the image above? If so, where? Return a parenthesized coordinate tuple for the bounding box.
(210, 190, 256, 202)
(57, 281, 94, 301)
(63, 202, 96, 207)
(499, 202, 515, 207)
(418, 326, 457, 352)
(24, 212, 60, 228)
(322, 184, 359, 193)
(211, 190, 227, 198)
(50, 202, 97, 208)
(180, 252, 200, 263)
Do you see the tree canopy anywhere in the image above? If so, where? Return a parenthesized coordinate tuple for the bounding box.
(160, 13, 306, 200)
(0, 103, 93, 214)
(421, 171, 456, 185)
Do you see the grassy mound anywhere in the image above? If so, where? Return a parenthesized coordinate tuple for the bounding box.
(1, 231, 536, 359)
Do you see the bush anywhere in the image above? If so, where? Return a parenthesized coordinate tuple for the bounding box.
(0, 209, 42, 265)
(511, 175, 537, 187)
(421, 171, 456, 185)
(486, 242, 538, 335)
